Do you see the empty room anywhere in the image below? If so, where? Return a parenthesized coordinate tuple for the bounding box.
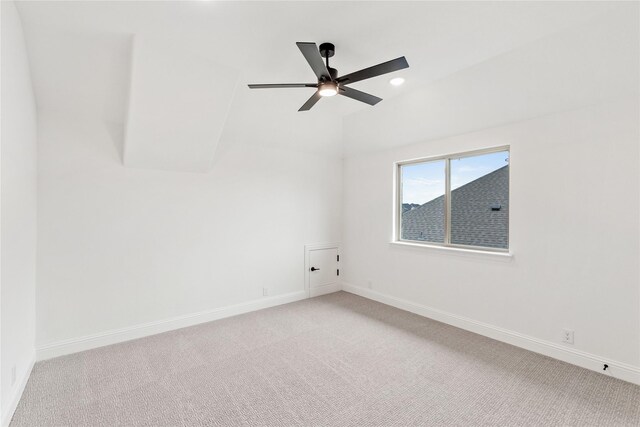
(1, 0, 639, 426)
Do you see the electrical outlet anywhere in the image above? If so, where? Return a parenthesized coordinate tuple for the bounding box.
(11, 365, 16, 386)
(262, 287, 269, 297)
(562, 329, 574, 344)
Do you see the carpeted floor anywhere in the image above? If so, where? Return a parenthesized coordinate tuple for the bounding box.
(11, 292, 640, 426)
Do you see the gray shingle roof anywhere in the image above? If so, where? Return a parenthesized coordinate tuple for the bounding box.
(401, 165, 509, 249)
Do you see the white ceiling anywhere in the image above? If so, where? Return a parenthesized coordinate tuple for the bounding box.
(124, 34, 239, 172)
(15, 1, 638, 169)
(344, 4, 640, 155)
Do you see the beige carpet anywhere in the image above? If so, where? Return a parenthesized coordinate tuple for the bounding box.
(11, 292, 640, 426)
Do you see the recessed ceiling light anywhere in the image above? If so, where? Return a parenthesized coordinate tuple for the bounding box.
(390, 77, 405, 86)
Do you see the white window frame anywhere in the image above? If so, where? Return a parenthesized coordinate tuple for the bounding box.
(394, 146, 510, 253)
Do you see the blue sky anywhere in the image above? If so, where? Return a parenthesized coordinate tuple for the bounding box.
(401, 150, 509, 205)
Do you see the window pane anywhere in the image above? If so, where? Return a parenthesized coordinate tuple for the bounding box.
(450, 151, 509, 249)
(400, 160, 445, 243)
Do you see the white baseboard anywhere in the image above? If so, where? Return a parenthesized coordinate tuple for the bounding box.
(341, 283, 640, 385)
(37, 290, 308, 361)
(309, 283, 341, 298)
(2, 353, 35, 427)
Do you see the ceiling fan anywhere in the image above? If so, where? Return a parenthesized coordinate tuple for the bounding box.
(248, 42, 409, 111)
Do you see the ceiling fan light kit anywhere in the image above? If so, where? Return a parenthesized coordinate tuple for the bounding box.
(318, 82, 338, 97)
(248, 41, 409, 111)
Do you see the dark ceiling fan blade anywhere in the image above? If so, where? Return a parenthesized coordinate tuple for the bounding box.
(248, 83, 317, 89)
(337, 56, 409, 85)
(296, 42, 330, 80)
(339, 86, 382, 106)
(298, 91, 322, 111)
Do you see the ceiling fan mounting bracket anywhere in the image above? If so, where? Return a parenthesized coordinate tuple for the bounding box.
(319, 42, 335, 59)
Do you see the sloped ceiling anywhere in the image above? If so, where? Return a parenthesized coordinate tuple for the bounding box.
(124, 35, 239, 172)
(15, 1, 638, 170)
(343, 5, 640, 155)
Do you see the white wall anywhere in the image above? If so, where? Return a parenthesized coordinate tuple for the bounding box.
(0, 1, 38, 424)
(342, 98, 640, 373)
(36, 113, 342, 352)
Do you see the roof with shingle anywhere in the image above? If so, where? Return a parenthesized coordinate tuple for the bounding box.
(401, 165, 509, 249)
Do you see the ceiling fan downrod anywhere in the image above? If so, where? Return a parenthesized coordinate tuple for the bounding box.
(319, 42, 336, 82)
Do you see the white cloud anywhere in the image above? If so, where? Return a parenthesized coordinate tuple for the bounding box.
(402, 179, 444, 204)
(404, 177, 442, 186)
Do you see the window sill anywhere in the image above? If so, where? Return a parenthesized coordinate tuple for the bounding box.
(390, 241, 513, 260)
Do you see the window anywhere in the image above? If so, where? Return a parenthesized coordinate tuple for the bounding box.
(397, 147, 509, 251)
